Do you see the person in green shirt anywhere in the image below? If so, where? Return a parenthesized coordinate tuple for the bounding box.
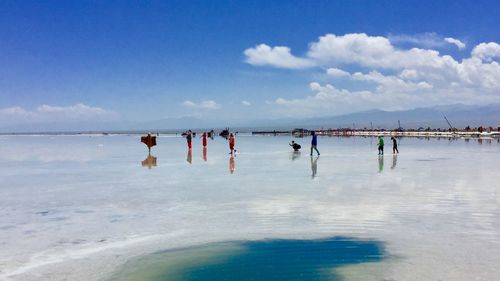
(378, 136, 384, 155)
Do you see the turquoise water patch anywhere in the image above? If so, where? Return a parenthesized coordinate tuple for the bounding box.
(110, 237, 385, 281)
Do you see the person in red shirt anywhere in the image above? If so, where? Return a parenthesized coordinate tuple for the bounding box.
(201, 132, 207, 147)
(229, 133, 236, 154)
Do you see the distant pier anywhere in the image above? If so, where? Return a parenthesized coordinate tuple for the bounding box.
(252, 129, 500, 138)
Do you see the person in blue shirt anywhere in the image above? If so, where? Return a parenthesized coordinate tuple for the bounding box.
(310, 131, 320, 156)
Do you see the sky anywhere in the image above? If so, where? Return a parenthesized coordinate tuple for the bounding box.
(0, 0, 499, 131)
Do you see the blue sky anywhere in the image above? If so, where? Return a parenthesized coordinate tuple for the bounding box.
(0, 0, 499, 130)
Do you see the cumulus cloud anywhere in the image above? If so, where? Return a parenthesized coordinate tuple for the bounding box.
(243, 44, 315, 69)
(444, 37, 466, 50)
(241, 100, 251, 106)
(471, 42, 500, 62)
(326, 68, 350, 77)
(244, 33, 500, 117)
(0, 103, 116, 124)
(182, 100, 221, 110)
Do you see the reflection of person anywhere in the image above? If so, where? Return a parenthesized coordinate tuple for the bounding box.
(291, 151, 301, 161)
(310, 131, 320, 156)
(378, 155, 384, 172)
(141, 153, 157, 169)
(187, 149, 192, 164)
(391, 154, 397, 170)
(289, 141, 301, 152)
(391, 137, 399, 154)
(229, 133, 236, 154)
(311, 156, 318, 178)
(203, 146, 207, 162)
(378, 136, 384, 155)
(229, 155, 235, 174)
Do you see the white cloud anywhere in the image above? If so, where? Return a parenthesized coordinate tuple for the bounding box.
(241, 100, 251, 106)
(245, 33, 500, 116)
(388, 33, 466, 50)
(0, 103, 116, 125)
(389, 32, 447, 48)
(182, 100, 221, 110)
(444, 37, 466, 50)
(326, 68, 350, 77)
(351, 71, 433, 92)
(243, 44, 315, 69)
(471, 42, 500, 62)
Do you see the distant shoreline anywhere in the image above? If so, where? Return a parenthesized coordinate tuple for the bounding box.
(1, 129, 499, 139)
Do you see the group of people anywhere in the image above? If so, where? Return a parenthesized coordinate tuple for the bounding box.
(145, 130, 400, 161)
(184, 130, 237, 155)
(378, 136, 399, 155)
(290, 131, 400, 156)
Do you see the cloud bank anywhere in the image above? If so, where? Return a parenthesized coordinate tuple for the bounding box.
(0, 104, 117, 132)
(244, 33, 500, 117)
(182, 100, 221, 110)
(0, 104, 115, 123)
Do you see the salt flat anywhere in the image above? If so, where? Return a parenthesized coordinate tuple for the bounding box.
(0, 135, 499, 281)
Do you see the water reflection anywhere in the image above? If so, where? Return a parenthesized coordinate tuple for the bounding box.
(391, 154, 397, 170)
(229, 155, 235, 174)
(110, 237, 386, 281)
(203, 147, 207, 162)
(378, 155, 384, 173)
(291, 151, 301, 161)
(310, 156, 318, 179)
(141, 153, 157, 169)
(187, 149, 192, 165)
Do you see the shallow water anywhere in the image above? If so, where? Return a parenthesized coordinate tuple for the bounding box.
(0, 135, 499, 280)
(110, 238, 385, 281)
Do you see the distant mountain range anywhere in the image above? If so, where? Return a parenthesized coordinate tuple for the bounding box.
(264, 103, 500, 129)
(2, 103, 499, 133)
(129, 103, 500, 131)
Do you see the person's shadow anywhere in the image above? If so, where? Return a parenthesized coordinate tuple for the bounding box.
(311, 156, 319, 179)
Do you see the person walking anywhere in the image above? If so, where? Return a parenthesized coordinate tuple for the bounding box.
(391, 137, 399, 154)
(310, 131, 320, 156)
(378, 136, 384, 155)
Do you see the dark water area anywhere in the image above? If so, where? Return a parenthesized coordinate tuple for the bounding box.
(111, 237, 385, 281)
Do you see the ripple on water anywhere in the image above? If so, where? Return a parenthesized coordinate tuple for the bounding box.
(109, 237, 386, 281)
